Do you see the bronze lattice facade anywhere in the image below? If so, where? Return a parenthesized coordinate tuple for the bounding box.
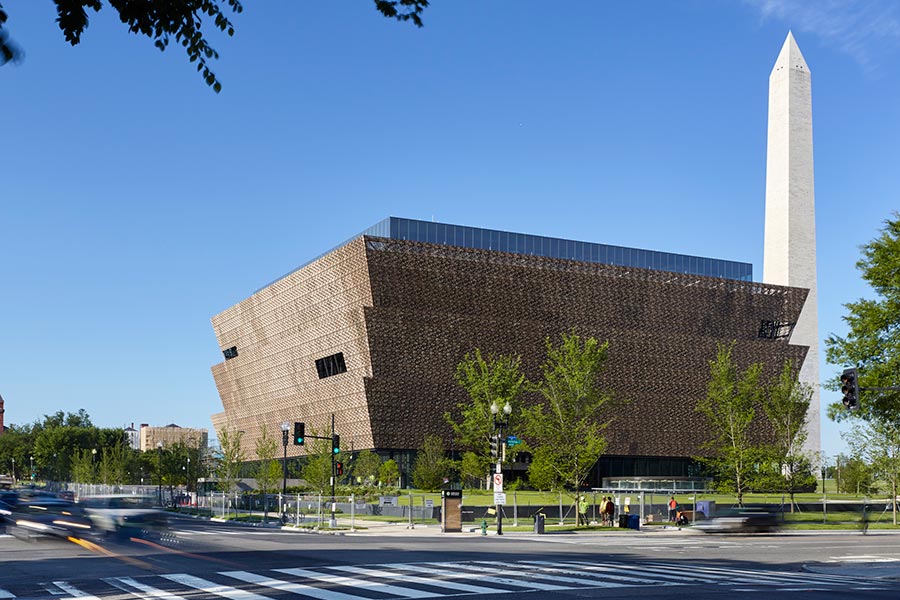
(211, 223, 809, 480)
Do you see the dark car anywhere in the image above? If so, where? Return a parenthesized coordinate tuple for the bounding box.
(5, 499, 93, 540)
(694, 508, 779, 534)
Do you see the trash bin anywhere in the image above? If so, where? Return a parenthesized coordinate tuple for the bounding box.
(627, 514, 640, 530)
(533, 513, 545, 534)
(618, 514, 629, 528)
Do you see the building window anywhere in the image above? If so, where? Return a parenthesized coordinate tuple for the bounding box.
(315, 352, 347, 379)
(758, 320, 794, 339)
(222, 346, 238, 360)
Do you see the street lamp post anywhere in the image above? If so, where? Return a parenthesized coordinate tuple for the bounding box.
(490, 400, 512, 535)
(281, 422, 290, 523)
(91, 448, 97, 487)
(157, 441, 163, 507)
(10, 458, 14, 484)
(30, 455, 34, 483)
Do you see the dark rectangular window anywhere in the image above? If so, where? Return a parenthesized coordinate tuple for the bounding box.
(315, 352, 347, 379)
(222, 346, 238, 360)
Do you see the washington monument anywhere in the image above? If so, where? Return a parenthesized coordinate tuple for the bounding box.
(763, 32, 820, 458)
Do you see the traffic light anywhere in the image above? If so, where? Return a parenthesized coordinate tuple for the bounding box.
(841, 368, 859, 410)
(489, 434, 499, 461)
(293, 422, 305, 445)
(336, 462, 344, 476)
(332, 434, 340, 454)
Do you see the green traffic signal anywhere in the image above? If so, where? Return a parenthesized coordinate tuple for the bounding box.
(293, 422, 305, 445)
(332, 434, 340, 454)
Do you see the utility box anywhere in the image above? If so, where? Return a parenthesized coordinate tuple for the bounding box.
(441, 489, 462, 533)
(695, 500, 715, 519)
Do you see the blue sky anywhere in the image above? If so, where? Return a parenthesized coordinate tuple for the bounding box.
(2, 1, 898, 459)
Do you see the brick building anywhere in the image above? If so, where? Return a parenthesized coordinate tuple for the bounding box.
(210, 217, 809, 485)
(139, 423, 208, 452)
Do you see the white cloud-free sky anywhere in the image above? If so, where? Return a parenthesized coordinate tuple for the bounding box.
(2, 1, 898, 458)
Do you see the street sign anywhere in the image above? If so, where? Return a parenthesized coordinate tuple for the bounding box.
(494, 492, 507, 505)
(493, 473, 503, 492)
(506, 435, 521, 446)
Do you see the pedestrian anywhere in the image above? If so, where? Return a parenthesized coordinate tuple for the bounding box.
(668, 496, 678, 522)
(599, 496, 610, 526)
(578, 495, 589, 525)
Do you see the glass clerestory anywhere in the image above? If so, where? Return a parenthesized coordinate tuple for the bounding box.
(361, 217, 752, 282)
(258, 216, 752, 293)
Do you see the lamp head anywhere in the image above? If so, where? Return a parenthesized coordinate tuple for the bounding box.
(503, 402, 512, 416)
(490, 402, 499, 415)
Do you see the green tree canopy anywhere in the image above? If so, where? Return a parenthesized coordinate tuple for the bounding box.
(0, 1, 430, 92)
(695, 342, 762, 507)
(522, 330, 617, 525)
(378, 459, 400, 487)
(351, 450, 381, 486)
(826, 212, 900, 422)
(411, 434, 449, 491)
(446, 349, 527, 479)
(756, 359, 816, 508)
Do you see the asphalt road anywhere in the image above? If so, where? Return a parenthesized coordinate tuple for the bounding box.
(2, 516, 899, 600)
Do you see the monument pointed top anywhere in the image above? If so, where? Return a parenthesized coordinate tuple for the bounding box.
(772, 31, 810, 75)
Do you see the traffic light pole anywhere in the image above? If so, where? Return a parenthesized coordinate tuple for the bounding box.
(331, 413, 336, 528)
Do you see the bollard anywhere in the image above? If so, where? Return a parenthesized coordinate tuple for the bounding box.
(481, 519, 487, 536)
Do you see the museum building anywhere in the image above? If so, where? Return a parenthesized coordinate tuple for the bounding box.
(210, 216, 809, 486)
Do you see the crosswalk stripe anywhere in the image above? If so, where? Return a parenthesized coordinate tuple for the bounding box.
(494, 561, 675, 586)
(541, 560, 729, 584)
(0, 589, 15, 598)
(643, 561, 851, 586)
(424, 562, 575, 591)
(330, 565, 507, 595)
(161, 574, 270, 600)
(51, 582, 100, 600)
(376, 562, 564, 591)
(275, 567, 440, 599)
(221, 570, 366, 600)
(113, 577, 188, 600)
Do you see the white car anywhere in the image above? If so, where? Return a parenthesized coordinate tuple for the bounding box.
(80, 495, 168, 538)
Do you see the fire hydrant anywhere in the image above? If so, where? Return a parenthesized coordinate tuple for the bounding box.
(481, 519, 487, 536)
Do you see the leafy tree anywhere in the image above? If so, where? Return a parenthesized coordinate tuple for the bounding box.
(526, 446, 559, 492)
(70, 448, 94, 484)
(825, 212, 900, 422)
(300, 427, 333, 494)
(845, 419, 900, 524)
(446, 349, 527, 481)
(379, 459, 400, 487)
(0, 427, 33, 481)
(522, 330, 617, 526)
(411, 434, 448, 491)
(458, 451, 483, 489)
(216, 427, 245, 514)
(757, 360, 816, 510)
(836, 455, 875, 495)
(0, 1, 430, 92)
(254, 425, 279, 521)
(351, 450, 381, 486)
(99, 443, 128, 485)
(696, 342, 763, 507)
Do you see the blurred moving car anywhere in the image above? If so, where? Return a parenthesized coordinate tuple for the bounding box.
(80, 495, 168, 539)
(3, 498, 93, 540)
(694, 508, 779, 534)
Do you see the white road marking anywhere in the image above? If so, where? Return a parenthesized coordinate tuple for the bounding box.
(51, 582, 100, 600)
(112, 577, 188, 600)
(161, 574, 270, 600)
(221, 570, 369, 600)
(331, 565, 508, 595)
(276, 567, 439, 599)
